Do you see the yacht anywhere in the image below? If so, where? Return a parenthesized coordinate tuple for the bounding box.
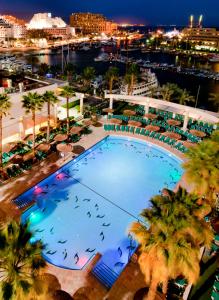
(209, 55, 219, 63)
(120, 47, 140, 53)
(120, 69, 158, 96)
(94, 52, 110, 62)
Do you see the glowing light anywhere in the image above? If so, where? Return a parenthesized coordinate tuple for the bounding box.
(28, 211, 43, 224)
(77, 255, 89, 267)
(34, 186, 43, 194)
(56, 173, 65, 180)
(190, 15, 194, 28)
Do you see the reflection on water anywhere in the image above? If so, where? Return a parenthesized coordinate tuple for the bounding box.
(1, 47, 219, 110)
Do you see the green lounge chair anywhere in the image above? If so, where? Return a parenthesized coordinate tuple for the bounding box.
(169, 139, 176, 146)
(121, 125, 125, 132)
(211, 289, 219, 300)
(159, 135, 165, 142)
(135, 127, 141, 134)
(164, 137, 170, 144)
(155, 133, 161, 139)
(150, 131, 156, 138)
(125, 126, 129, 132)
(140, 128, 145, 135)
(213, 281, 219, 291)
(130, 126, 135, 133)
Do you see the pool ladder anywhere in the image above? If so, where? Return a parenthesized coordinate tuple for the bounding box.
(91, 262, 119, 289)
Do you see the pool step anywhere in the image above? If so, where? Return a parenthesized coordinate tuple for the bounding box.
(91, 262, 119, 290)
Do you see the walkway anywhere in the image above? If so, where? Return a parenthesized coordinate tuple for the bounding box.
(105, 93, 219, 124)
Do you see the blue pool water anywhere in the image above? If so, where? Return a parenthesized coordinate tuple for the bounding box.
(20, 136, 183, 274)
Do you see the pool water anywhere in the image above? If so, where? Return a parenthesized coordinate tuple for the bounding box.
(20, 136, 183, 273)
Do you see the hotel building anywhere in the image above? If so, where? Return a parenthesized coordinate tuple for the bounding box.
(27, 13, 71, 38)
(70, 13, 117, 34)
(0, 15, 26, 40)
(181, 27, 219, 50)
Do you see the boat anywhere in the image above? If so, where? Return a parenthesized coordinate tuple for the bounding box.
(209, 55, 219, 63)
(120, 47, 140, 52)
(120, 69, 158, 96)
(141, 48, 151, 53)
(94, 52, 109, 62)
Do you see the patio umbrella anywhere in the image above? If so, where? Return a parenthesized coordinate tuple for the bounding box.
(24, 134, 34, 141)
(189, 129, 206, 138)
(54, 134, 68, 142)
(72, 145, 85, 154)
(109, 118, 122, 125)
(56, 143, 73, 153)
(144, 113, 157, 120)
(166, 119, 181, 126)
(70, 126, 83, 135)
(163, 131, 181, 140)
(123, 109, 136, 116)
(182, 141, 196, 148)
(102, 108, 114, 114)
(36, 143, 51, 152)
(128, 120, 142, 127)
(10, 154, 23, 164)
(23, 151, 35, 161)
(145, 125, 160, 132)
(3, 141, 20, 153)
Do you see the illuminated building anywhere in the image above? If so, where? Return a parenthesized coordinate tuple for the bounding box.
(0, 17, 12, 39)
(27, 13, 71, 38)
(0, 15, 26, 39)
(181, 27, 219, 50)
(70, 13, 117, 34)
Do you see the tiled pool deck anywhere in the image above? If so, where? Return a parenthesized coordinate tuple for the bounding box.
(0, 123, 188, 299)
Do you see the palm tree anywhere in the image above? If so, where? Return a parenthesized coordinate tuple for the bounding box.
(22, 92, 44, 152)
(126, 63, 139, 95)
(182, 137, 219, 207)
(208, 93, 219, 112)
(0, 220, 46, 300)
(177, 88, 195, 105)
(42, 91, 59, 143)
(26, 55, 40, 73)
(105, 66, 119, 94)
(64, 63, 76, 83)
(82, 67, 95, 87)
(0, 94, 11, 173)
(130, 187, 213, 300)
(38, 63, 49, 76)
(159, 83, 179, 102)
(59, 86, 75, 135)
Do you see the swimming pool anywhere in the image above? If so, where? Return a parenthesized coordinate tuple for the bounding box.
(20, 135, 183, 274)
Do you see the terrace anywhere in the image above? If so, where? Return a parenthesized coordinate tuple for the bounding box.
(0, 91, 218, 300)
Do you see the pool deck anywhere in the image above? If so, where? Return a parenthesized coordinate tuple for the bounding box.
(0, 123, 189, 299)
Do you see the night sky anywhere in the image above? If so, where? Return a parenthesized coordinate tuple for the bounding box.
(1, 0, 219, 26)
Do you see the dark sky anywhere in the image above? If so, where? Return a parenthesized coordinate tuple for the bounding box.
(1, 0, 219, 26)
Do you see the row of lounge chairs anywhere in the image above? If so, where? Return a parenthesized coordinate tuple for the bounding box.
(133, 105, 215, 133)
(108, 115, 201, 143)
(104, 124, 187, 153)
